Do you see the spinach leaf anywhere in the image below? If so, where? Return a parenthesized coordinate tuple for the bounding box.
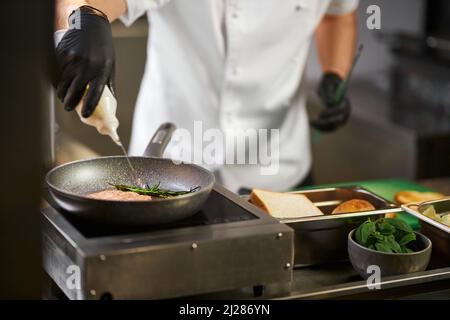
(401, 246, 414, 253)
(377, 221, 396, 235)
(368, 231, 383, 245)
(355, 223, 364, 244)
(384, 235, 402, 253)
(398, 232, 416, 246)
(385, 218, 413, 233)
(356, 220, 376, 246)
(375, 242, 392, 253)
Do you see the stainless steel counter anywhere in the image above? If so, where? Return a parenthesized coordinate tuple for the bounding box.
(45, 252, 450, 300)
(188, 262, 450, 300)
(285, 264, 450, 299)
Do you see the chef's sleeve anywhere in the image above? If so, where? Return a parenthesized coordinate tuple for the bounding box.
(326, 0, 359, 15)
(119, 0, 171, 27)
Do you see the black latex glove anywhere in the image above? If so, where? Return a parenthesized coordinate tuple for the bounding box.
(55, 5, 115, 118)
(310, 72, 351, 133)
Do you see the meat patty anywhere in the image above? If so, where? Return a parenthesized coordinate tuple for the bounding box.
(87, 189, 152, 201)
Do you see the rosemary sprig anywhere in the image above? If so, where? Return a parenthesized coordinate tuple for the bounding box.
(110, 182, 201, 198)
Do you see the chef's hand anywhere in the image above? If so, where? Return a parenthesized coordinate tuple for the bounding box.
(55, 5, 115, 118)
(310, 72, 350, 133)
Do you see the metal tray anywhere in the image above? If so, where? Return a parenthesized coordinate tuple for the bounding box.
(402, 198, 450, 267)
(246, 186, 402, 267)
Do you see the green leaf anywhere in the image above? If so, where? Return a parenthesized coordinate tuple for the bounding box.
(398, 233, 416, 246)
(358, 220, 376, 246)
(365, 231, 382, 249)
(375, 242, 393, 253)
(369, 231, 384, 242)
(385, 218, 413, 233)
(377, 221, 396, 235)
(384, 235, 403, 253)
(355, 224, 363, 244)
(401, 246, 414, 253)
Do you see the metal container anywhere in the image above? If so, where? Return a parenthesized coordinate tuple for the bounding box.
(402, 198, 450, 268)
(247, 186, 402, 267)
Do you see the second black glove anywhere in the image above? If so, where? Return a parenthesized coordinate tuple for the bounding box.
(310, 72, 351, 133)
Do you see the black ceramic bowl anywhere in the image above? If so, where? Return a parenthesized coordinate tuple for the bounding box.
(348, 229, 432, 279)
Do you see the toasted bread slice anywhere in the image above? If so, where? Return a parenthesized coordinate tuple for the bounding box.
(249, 189, 323, 219)
(394, 190, 444, 205)
(332, 199, 375, 214)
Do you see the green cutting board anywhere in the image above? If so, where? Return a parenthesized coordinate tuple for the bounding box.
(296, 179, 434, 230)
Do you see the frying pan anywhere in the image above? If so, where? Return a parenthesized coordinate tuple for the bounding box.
(46, 123, 215, 226)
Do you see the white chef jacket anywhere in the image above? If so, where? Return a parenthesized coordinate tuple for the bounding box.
(121, 0, 358, 192)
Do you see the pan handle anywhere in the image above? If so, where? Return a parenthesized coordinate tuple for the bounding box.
(143, 123, 176, 158)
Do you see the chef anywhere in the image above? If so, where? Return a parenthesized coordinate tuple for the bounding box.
(55, 0, 358, 193)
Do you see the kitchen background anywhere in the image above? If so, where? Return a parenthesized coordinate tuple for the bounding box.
(54, 0, 450, 185)
(1, 0, 449, 300)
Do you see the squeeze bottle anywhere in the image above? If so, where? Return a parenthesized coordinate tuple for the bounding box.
(75, 86, 122, 146)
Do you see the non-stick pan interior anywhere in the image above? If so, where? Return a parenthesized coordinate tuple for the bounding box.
(47, 156, 213, 197)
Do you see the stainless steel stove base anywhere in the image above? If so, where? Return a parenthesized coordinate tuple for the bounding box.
(42, 184, 294, 300)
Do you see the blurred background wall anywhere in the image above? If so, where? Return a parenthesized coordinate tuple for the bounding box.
(309, 0, 426, 80)
(309, 0, 450, 184)
(54, 0, 450, 185)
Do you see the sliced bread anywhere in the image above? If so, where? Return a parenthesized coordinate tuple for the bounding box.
(249, 188, 323, 219)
